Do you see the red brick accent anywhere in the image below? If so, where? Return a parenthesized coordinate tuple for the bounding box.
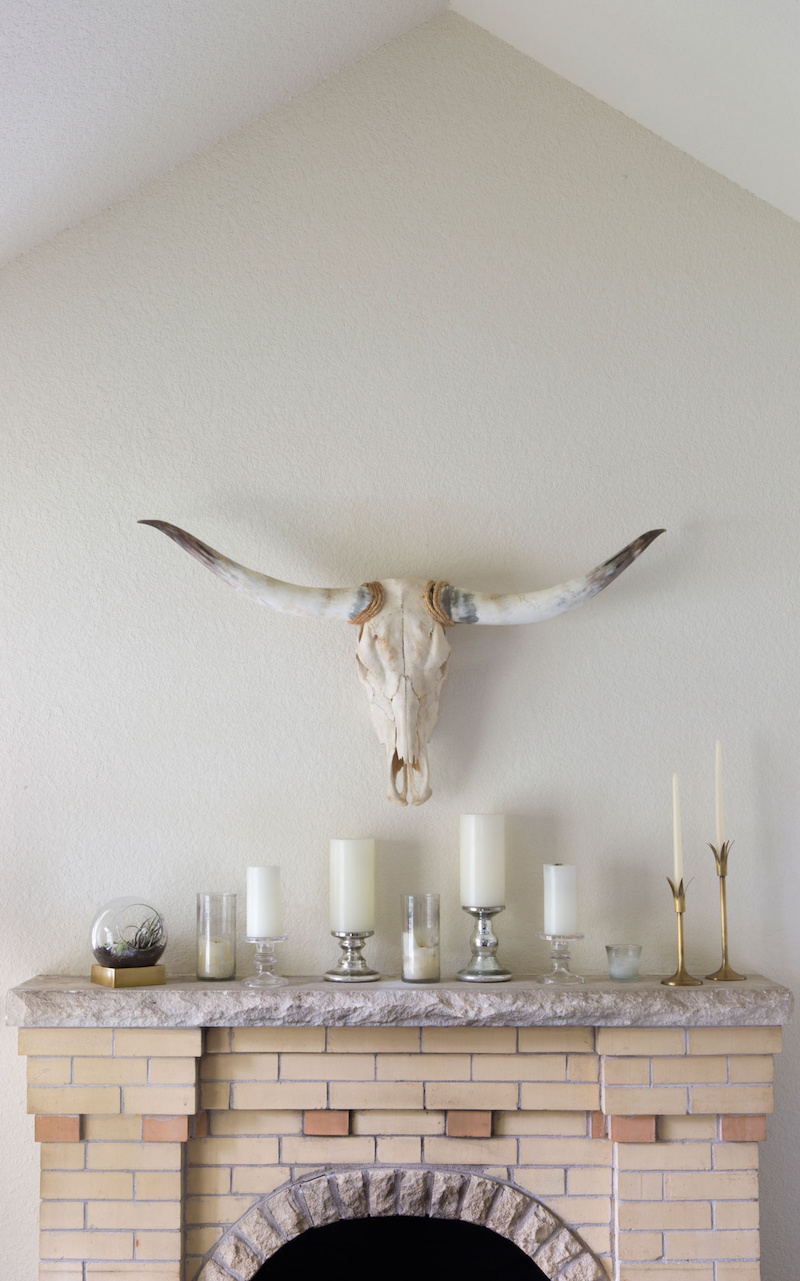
(590, 1111, 607, 1139)
(446, 1111, 493, 1138)
(303, 1111, 350, 1137)
(143, 1115, 190, 1143)
(609, 1115, 657, 1143)
(34, 1115, 81, 1143)
(190, 1111, 208, 1139)
(721, 1114, 767, 1142)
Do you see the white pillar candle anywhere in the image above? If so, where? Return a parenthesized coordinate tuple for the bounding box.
(330, 839, 375, 933)
(402, 933, 440, 981)
(198, 937, 234, 979)
(246, 866, 282, 937)
(543, 864, 578, 935)
(715, 740, 725, 850)
(672, 774, 684, 885)
(460, 814, 505, 907)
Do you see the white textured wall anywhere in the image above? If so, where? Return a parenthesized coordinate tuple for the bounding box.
(0, 0, 448, 266)
(2, 13, 798, 1278)
(452, 0, 800, 224)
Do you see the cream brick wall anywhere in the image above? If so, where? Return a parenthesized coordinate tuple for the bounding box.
(19, 1023, 782, 1279)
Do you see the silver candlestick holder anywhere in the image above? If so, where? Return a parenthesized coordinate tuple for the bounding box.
(324, 930, 381, 982)
(456, 907, 512, 982)
(241, 935, 289, 988)
(536, 932, 585, 984)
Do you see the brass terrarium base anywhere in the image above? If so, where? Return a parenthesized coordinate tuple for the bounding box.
(91, 964, 166, 988)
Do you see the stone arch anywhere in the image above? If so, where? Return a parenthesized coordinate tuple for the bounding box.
(198, 1168, 607, 1281)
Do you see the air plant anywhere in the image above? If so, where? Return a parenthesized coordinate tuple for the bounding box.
(112, 914, 165, 958)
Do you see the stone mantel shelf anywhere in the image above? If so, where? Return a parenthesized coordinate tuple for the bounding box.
(6, 973, 792, 1029)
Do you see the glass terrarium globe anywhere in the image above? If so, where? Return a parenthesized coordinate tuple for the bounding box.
(91, 898, 167, 969)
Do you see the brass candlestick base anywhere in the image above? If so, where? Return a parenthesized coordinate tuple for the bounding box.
(662, 878, 702, 987)
(706, 842, 746, 982)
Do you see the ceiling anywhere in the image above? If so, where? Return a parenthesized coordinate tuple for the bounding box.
(453, 0, 800, 225)
(0, 0, 447, 268)
(2, 1, 799, 270)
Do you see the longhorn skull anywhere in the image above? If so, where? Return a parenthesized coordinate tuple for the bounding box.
(140, 522, 663, 805)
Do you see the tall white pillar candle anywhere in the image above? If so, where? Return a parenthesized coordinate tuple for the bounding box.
(246, 866, 282, 937)
(672, 774, 684, 885)
(715, 740, 725, 850)
(460, 814, 505, 907)
(330, 839, 375, 933)
(543, 864, 577, 935)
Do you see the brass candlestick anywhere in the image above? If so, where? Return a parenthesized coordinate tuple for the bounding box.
(662, 878, 702, 986)
(706, 841, 746, 981)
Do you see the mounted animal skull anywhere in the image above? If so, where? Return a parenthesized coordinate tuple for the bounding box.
(141, 522, 663, 805)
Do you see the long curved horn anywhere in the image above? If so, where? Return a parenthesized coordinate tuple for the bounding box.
(443, 529, 665, 625)
(139, 521, 376, 621)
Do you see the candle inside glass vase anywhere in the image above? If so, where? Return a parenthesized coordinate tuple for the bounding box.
(197, 893, 236, 980)
(401, 894, 440, 982)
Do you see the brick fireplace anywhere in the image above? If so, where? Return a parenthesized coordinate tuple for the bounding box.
(8, 974, 792, 1281)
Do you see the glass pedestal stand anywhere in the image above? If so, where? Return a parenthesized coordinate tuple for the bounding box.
(241, 935, 289, 987)
(456, 907, 512, 983)
(324, 931, 381, 982)
(536, 932, 585, 984)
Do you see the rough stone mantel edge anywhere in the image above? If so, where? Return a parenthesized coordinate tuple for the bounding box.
(5, 974, 793, 1029)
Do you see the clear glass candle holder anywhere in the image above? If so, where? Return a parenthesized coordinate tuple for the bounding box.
(402, 894, 440, 983)
(197, 893, 236, 980)
(606, 943, 642, 982)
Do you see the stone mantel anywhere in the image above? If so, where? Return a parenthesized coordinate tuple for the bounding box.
(6, 972, 792, 1029)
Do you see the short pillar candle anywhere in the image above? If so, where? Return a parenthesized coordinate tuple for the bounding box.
(246, 866, 282, 937)
(543, 864, 578, 935)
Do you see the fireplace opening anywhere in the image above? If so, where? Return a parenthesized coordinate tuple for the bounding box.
(252, 1214, 548, 1278)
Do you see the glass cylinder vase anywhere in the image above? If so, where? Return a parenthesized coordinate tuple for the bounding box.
(197, 893, 236, 981)
(401, 893, 440, 983)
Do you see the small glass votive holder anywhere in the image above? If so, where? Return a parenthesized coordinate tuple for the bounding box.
(402, 894, 440, 983)
(197, 893, 236, 980)
(606, 943, 642, 982)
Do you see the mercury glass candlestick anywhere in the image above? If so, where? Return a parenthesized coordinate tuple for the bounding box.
(325, 930, 381, 982)
(662, 879, 702, 987)
(537, 932, 585, 984)
(706, 842, 746, 981)
(456, 907, 511, 982)
(241, 935, 289, 987)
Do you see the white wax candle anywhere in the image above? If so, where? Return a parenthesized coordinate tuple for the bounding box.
(543, 864, 577, 935)
(246, 866, 282, 936)
(402, 932, 440, 982)
(330, 839, 375, 933)
(460, 814, 505, 907)
(672, 774, 684, 885)
(198, 937, 234, 979)
(715, 740, 725, 850)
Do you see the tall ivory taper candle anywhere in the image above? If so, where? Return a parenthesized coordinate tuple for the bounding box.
(715, 740, 725, 850)
(672, 774, 684, 884)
